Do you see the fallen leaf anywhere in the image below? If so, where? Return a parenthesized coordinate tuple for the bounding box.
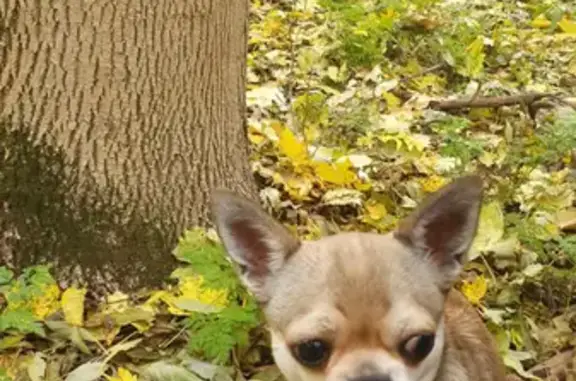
(173, 299, 224, 314)
(322, 189, 363, 207)
(337, 154, 372, 168)
(140, 361, 201, 381)
(365, 201, 387, 220)
(460, 275, 487, 305)
(61, 288, 87, 326)
(314, 161, 357, 185)
(503, 351, 539, 380)
(44, 321, 91, 354)
(558, 17, 576, 34)
(65, 362, 103, 381)
(276, 127, 309, 164)
(555, 208, 576, 231)
(470, 201, 506, 259)
(103, 339, 143, 365)
(531, 14, 551, 29)
(0, 335, 24, 350)
(27, 353, 46, 381)
(106, 367, 138, 381)
(522, 264, 544, 278)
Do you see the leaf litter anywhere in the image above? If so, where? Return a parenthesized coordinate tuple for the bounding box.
(2, 0, 576, 380)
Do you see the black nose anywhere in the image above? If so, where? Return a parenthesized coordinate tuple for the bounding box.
(349, 375, 391, 381)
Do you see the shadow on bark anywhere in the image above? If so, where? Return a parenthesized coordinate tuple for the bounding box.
(0, 120, 178, 293)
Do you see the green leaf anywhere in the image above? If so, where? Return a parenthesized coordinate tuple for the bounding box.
(173, 229, 240, 295)
(0, 309, 45, 335)
(464, 36, 485, 78)
(186, 304, 260, 364)
(469, 201, 518, 260)
(0, 267, 13, 285)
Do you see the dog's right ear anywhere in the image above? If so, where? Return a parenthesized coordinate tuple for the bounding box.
(394, 175, 484, 292)
(210, 190, 301, 303)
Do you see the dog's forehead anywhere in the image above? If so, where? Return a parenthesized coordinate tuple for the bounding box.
(266, 232, 443, 330)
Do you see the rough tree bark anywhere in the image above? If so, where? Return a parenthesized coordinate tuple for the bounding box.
(0, 0, 257, 292)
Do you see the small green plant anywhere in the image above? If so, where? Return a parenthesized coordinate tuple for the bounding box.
(506, 111, 576, 169)
(505, 212, 560, 261)
(316, 0, 433, 69)
(173, 229, 262, 365)
(292, 92, 329, 133)
(433, 18, 487, 78)
(430, 116, 484, 167)
(537, 112, 576, 165)
(559, 235, 576, 262)
(0, 265, 57, 336)
(186, 302, 260, 364)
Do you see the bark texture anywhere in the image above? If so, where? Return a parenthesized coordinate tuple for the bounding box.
(0, 0, 257, 292)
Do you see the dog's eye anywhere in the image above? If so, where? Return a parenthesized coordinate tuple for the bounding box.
(292, 339, 331, 368)
(399, 333, 435, 364)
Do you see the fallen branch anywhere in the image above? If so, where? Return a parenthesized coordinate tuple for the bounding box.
(428, 92, 558, 112)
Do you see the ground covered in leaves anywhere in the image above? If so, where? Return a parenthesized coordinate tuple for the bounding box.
(1, 0, 576, 380)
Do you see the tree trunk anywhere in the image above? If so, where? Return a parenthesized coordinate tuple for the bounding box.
(0, 0, 257, 292)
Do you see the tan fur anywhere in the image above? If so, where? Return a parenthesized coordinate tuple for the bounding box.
(439, 290, 507, 381)
(211, 176, 510, 381)
(262, 233, 506, 381)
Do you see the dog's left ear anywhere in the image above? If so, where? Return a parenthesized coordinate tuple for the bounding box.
(210, 189, 301, 303)
(394, 175, 483, 290)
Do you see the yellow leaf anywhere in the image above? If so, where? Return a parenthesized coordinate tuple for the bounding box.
(382, 92, 401, 110)
(365, 201, 387, 220)
(461, 275, 487, 305)
(106, 367, 138, 381)
(558, 17, 576, 34)
(0, 335, 24, 350)
(530, 14, 551, 29)
(286, 175, 314, 200)
(61, 287, 87, 326)
(353, 181, 372, 191)
(304, 125, 320, 142)
(248, 126, 265, 145)
(568, 59, 576, 75)
(418, 175, 447, 193)
(178, 276, 228, 308)
(464, 36, 485, 78)
(276, 126, 309, 164)
(32, 284, 61, 320)
(150, 276, 228, 316)
(314, 161, 357, 185)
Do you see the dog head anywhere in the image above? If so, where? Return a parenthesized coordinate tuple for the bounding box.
(211, 176, 483, 381)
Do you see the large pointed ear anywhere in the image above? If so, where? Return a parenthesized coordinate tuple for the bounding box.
(394, 175, 484, 291)
(210, 189, 301, 303)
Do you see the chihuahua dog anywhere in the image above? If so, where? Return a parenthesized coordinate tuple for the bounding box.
(211, 175, 508, 381)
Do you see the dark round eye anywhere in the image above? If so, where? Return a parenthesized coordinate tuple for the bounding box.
(292, 339, 331, 368)
(399, 333, 435, 364)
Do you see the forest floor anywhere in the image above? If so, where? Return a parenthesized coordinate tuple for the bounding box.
(1, 0, 576, 380)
